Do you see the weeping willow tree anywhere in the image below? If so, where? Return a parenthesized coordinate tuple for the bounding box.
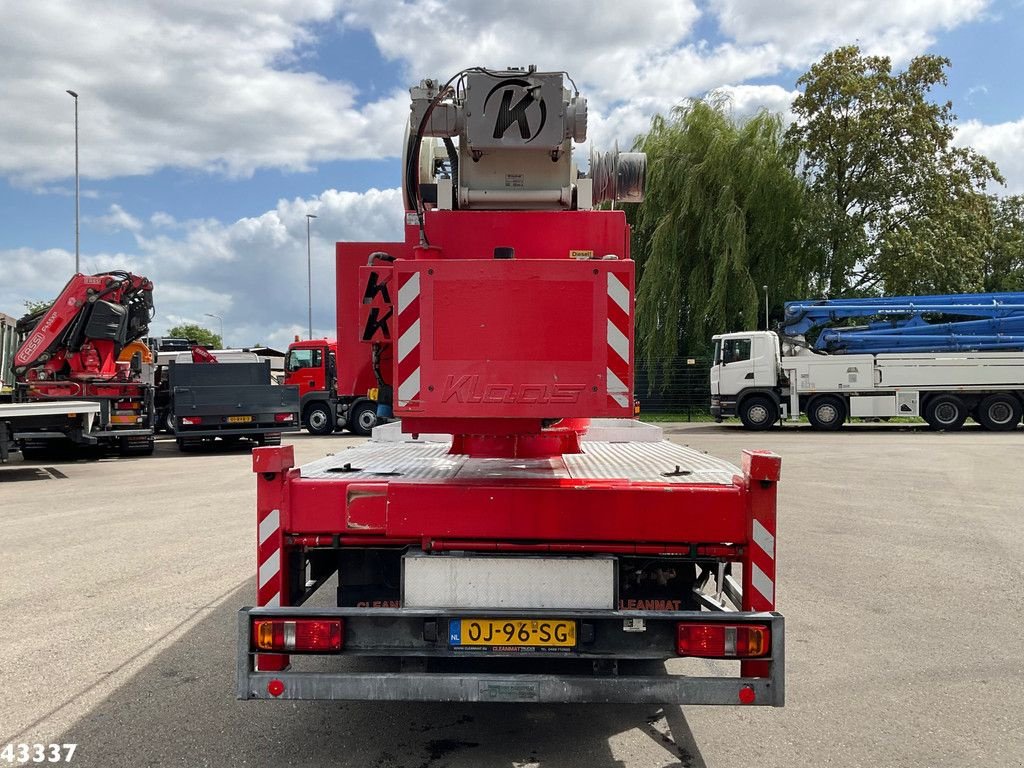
(629, 96, 809, 379)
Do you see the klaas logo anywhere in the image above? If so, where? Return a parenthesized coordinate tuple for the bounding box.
(484, 78, 547, 142)
(440, 375, 584, 405)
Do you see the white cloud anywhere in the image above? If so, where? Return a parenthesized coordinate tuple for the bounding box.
(150, 212, 178, 229)
(0, 0, 409, 184)
(956, 118, 1024, 195)
(0, 0, 1000, 187)
(0, 187, 405, 350)
(337, 0, 993, 167)
(88, 204, 144, 233)
(710, 0, 988, 63)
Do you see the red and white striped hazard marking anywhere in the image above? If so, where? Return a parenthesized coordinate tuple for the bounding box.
(606, 272, 631, 409)
(749, 519, 775, 607)
(396, 271, 421, 409)
(257, 507, 281, 607)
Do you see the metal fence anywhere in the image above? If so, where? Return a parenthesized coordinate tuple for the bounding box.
(634, 356, 713, 419)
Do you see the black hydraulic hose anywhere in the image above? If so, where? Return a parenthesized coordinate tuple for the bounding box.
(442, 136, 459, 209)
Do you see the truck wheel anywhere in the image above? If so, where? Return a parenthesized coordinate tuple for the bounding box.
(348, 401, 378, 436)
(976, 393, 1021, 431)
(807, 395, 846, 431)
(257, 433, 282, 447)
(304, 402, 335, 435)
(163, 410, 175, 434)
(176, 437, 202, 452)
(924, 395, 967, 431)
(738, 395, 777, 431)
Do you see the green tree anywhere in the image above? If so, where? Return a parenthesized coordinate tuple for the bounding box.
(23, 299, 54, 315)
(788, 46, 1002, 296)
(630, 95, 808, 375)
(166, 323, 221, 348)
(982, 195, 1024, 291)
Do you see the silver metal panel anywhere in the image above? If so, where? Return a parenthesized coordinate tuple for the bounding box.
(300, 442, 465, 480)
(564, 441, 737, 485)
(896, 390, 920, 416)
(244, 670, 781, 705)
(301, 439, 738, 486)
(403, 554, 614, 609)
(849, 395, 897, 418)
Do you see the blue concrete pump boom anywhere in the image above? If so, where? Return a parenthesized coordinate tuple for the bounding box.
(781, 292, 1024, 354)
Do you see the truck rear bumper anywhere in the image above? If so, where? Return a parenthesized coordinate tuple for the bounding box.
(236, 607, 785, 706)
(175, 425, 297, 438)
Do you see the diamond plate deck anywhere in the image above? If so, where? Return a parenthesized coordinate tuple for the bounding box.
(300, 439, 738, 485)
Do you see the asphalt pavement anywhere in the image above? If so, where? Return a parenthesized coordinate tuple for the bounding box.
(1, 424, 1022, 767)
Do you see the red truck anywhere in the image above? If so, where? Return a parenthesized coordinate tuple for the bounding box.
(284, 338, 379, 435)
(237, 67, 784, 705)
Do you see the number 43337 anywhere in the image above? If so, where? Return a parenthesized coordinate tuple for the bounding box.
(1, 744, 77, 763)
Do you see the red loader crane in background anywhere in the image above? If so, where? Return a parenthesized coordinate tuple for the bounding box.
(238, 66, 784, 705)
(8, 271, 156, 457)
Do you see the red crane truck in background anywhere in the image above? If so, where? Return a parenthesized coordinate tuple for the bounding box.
(283, 338, 379, 436)
(3, 271, 156, 458)
(237, 67, 784, 705)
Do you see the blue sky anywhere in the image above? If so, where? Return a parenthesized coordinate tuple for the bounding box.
(1, 0, 1022, 348)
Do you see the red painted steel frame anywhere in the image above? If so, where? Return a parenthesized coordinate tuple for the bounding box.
(251, 445, 781, 673)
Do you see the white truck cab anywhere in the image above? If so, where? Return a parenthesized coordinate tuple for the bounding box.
(711, 332, 783, 429)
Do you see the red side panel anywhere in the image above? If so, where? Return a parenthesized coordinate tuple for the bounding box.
(391, 258, 633, 419)
(422, 210, 631, 261)
(336, 241, 412, 399)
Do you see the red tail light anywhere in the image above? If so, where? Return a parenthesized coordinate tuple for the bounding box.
(181, 416, 202, 426)
(253, 619, 344, 653)
(676, 623, 770, 658)
(274, 413, 295, 423)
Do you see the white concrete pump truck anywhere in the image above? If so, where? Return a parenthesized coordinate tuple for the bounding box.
(712, 292, 1024, 431)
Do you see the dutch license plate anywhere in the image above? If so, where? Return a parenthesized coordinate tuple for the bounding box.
(227, 415, 253, 423)
(449, 619, 576, 648)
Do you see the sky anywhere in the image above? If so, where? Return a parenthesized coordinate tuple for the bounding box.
(2, 0, 1023, 350)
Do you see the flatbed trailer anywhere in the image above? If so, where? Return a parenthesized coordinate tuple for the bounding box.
(237, 424, 783, 705)
(0, 400, 102, 461)
(168, 359, 299, 449)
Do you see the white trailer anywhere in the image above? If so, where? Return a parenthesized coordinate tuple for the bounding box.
(711, 330, 1024, 431)
(0, 400, 102, 461)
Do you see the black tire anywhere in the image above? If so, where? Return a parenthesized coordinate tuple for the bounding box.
(807, 395, 846, 431)
(924, 394, 967, 431)
(162, 410, 175, 434)
(976, 393, 1021, 431)
(347, 401, 378, 436)
(738, 395, 777, 431)
(176, 437, 202, 452)
(257, 433, 282, 447)
(304, 402, 335, 435)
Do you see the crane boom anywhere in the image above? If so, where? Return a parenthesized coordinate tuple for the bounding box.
(781, 292, 1024, 353)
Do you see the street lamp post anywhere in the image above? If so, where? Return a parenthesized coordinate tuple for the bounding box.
(764, 284, 769, 330)
(205, 313, 224, 348)
(305, 214, 317, 340)
(66, 89, 80, 274)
